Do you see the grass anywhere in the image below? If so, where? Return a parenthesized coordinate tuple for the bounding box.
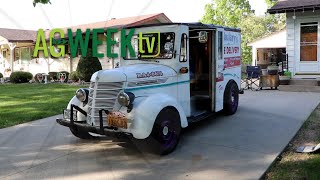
(0, 83, 86, 128)
(265, 104, 320, 180)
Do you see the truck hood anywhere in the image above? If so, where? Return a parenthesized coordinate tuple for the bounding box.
(91, 64, 177, 82)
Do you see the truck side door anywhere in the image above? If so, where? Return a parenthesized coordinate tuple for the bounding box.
(177, 25, 191, 116)
(213, 28, 225, 112)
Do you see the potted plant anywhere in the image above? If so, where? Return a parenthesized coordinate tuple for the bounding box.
(279, 70, 291, 85)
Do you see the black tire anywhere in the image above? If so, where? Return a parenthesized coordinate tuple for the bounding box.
(223, 82, 239, 115)
(69, 127, 95, 139)
(148, 107, 181, 155)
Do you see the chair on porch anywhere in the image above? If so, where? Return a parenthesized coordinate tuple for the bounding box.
(243, 66, 261, 90)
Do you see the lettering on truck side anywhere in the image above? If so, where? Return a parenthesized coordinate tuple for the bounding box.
(136, 71, 164, 78)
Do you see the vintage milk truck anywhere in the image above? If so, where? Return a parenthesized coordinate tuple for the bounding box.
(57, 23, 242, 155)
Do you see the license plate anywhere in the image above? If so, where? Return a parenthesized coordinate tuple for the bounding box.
(107, 112, 128, 129)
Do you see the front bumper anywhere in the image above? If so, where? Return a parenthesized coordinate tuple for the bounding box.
(56, 119, 128, 137)
(57, 104, 129, 137)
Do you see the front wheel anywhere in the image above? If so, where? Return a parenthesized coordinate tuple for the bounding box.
(148, 107, 181, 155)
(223, 82, 239, 115)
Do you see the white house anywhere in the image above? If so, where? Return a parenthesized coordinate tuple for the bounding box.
(268, 0, 320, 78)
(248, 29, 287, 70)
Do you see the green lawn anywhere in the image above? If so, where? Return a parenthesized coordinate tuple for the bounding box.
(0, 83, 85, 128)
(265, 104, 320, 180)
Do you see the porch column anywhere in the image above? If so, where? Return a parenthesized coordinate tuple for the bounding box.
(252, 47, 257, 66)
(8, 43, 16, 72)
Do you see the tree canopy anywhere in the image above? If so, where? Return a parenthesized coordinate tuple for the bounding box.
(33, 0, 51, 7)
(265, 0, 278, 8)
(201, 0, 284, 65)
(201, 0, 254, 28)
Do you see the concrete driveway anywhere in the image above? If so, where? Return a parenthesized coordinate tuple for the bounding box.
(1, 91, 320, 180)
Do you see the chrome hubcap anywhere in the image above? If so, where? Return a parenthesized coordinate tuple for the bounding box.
(231, 95, 235, 103)
(163, 126, 169, 136)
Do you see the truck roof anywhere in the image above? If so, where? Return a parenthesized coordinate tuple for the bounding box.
(127, 22, 241, 32)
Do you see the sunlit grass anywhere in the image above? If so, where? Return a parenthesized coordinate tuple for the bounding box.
(0, 83, 86, 128)
(266, 105, 320, 179)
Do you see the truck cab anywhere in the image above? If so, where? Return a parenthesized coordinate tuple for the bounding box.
(57, 23, 242, 155)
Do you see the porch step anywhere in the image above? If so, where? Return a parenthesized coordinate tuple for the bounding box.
(289, 79, 318, 86)
(279, 85, 320, 93)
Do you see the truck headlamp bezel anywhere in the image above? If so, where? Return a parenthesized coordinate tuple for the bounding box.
(75, 88, 87, 102)
(118, 91, 135, 107)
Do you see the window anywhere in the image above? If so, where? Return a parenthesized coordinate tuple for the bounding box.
(300, 22, 318, 61)
(14, 47, 33, 64)
(218, 31, 223, 59)
(125, 32, 175, 60)
(180, 34, 187, 62)
(15, 48, 20, 62)
(21, 47, 32, 60)
(2, 50, 7, 59)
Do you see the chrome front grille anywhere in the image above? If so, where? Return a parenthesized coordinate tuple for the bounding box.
(87, 81, 123, 126)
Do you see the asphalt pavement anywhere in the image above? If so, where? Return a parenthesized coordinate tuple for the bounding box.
(1, 90, 320, 180)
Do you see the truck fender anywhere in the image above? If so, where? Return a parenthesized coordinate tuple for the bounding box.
(129, 93, 188, 139)
(66, 96, 88, 122)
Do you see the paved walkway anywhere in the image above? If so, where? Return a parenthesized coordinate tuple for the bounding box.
(0, 91, 320, 180)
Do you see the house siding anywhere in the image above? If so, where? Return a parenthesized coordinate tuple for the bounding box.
(286, 10, 320, 76)
(286, 15, 295, 74)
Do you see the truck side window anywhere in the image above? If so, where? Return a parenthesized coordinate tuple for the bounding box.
(180, 34, 187, 62)
(218, 31, 223, 59)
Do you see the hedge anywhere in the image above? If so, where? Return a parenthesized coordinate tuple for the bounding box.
(10, 71, 33, 83)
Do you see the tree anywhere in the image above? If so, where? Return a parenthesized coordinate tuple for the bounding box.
(239, 13, 285, 64)
(201, 0, 254, 28)
(265, 0, 277, 8)
(76, 49, 102, 82)
(240, 15, 269, 64)
(33, 0, 51, 7)
(201, 0, 285, 65)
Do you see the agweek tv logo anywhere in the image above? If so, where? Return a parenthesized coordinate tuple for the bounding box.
(33, 28, 161, 59)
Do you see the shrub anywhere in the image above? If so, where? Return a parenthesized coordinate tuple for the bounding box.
(76, 49, 102, 82)
(10, 71, 33, 83)
(48, 72, 58, 81)
(34, 73, 45, 83)
(0, 73, 3, 79)
(58, 71, 69, 83)
(69, 71, 79, 82)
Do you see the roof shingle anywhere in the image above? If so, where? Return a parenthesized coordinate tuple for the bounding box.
(0, 13, 171, 42)
(0, 28, 37, 42)
(268, 0, 320, 14)
(44, 13, 171, 39)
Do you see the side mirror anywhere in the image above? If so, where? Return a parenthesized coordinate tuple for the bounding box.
(198, 31, 208, 43)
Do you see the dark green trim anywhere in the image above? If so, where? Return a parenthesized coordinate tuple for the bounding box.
(125, 80, 190, 91)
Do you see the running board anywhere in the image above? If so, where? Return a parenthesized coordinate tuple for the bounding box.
(187, 111, 215, 123)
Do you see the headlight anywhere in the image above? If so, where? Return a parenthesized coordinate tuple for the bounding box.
(118, 92, 130, 106)
(118, 91, 135, 107)
(76, 88, 87, 102)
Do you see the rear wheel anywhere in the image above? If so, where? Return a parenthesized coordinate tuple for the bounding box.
(69, 127, 95, 139)
(223, 82, 239, 115)
(149, 107, 181, 155)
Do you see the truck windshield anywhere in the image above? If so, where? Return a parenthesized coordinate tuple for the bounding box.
(125, 32, 175, 60)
